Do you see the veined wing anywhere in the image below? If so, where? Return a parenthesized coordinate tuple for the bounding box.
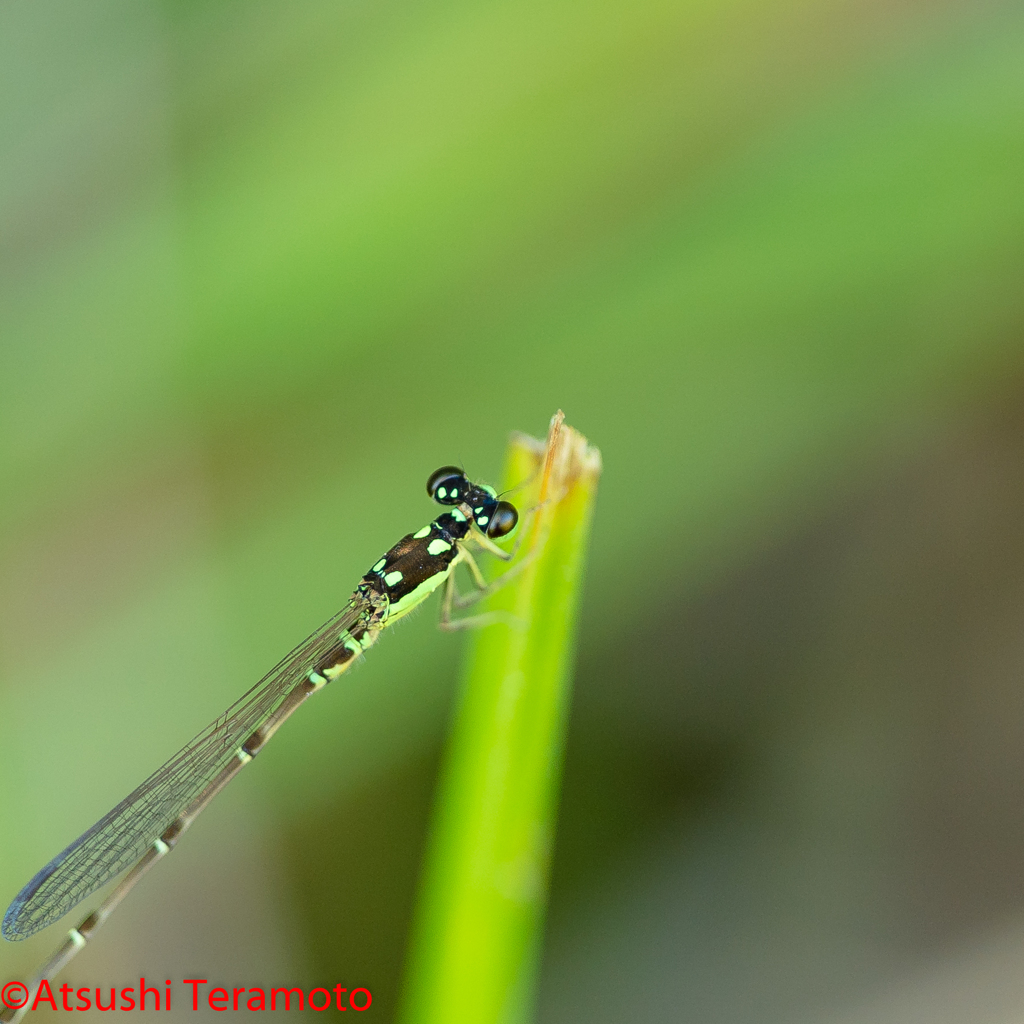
(3, 594, 370, 940)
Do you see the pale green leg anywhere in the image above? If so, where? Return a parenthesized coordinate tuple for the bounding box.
(452, 545, 536, 611)
(438, 571, 522, 631)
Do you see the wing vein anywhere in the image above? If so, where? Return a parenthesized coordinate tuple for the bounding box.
(3, 596, 367, 939)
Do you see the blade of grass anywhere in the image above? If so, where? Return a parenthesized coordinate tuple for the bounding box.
(399, 411, 601, 1024)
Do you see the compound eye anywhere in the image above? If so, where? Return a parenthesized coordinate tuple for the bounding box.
(427, 466, 467, 504)
(486, 501, 518, 539)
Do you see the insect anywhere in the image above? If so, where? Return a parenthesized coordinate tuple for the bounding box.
(0, 465, 523, 1018)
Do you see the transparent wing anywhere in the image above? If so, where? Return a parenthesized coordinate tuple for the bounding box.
(3, 595, 369, 940)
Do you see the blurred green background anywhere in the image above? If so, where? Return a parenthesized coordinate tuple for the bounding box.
(3, 0, 1024, 1021)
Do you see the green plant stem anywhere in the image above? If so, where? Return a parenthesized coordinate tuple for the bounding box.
(399, 412, 601, 1024)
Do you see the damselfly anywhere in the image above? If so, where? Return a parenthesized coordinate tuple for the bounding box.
(1, 465, 525, 1020)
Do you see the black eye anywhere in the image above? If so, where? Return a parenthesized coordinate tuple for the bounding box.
(427, 466, 467, 504)
(486, 501, 518, 539)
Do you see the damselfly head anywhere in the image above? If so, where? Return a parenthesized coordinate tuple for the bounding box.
(427, 466, 518, 539)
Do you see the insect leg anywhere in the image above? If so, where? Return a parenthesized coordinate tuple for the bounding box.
(438, 572, 521, 631)
(452, 545, 537, 610)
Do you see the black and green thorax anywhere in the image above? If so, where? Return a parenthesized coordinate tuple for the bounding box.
(361, 508, 469, 620)
(361, 466, 518, 619)
(307, 467, 518, 686)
